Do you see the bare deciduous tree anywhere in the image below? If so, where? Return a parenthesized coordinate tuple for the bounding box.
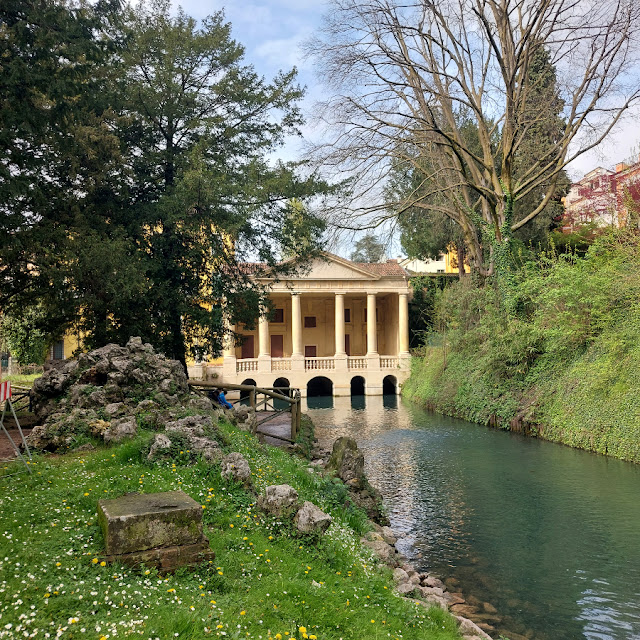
(307, 0, 640, 274)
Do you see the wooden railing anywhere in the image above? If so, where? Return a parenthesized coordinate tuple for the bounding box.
(188, 381, 302, 442)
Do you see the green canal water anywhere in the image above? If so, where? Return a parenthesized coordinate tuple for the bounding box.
(305, 395, 640, 640)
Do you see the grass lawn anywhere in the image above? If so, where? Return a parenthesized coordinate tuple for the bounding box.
(2, 372, 41, 388)
(0, 419, 462, 640)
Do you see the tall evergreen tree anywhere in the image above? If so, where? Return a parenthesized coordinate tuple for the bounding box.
(117, 0, 325, 367)
(1, 0, 326, 366)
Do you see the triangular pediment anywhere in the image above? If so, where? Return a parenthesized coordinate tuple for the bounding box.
(286, 253, 380, 281)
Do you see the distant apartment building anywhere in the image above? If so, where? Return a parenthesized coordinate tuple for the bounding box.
(563, 154, 640, 231)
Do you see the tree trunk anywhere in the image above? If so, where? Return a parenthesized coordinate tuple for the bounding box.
(456, 244, 466, 280)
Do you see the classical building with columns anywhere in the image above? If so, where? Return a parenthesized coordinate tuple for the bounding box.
(194, 253, 411, 397)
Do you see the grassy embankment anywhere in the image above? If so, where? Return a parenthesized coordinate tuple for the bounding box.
(0, 417, 461, 640)
(404, 230, 640, 463)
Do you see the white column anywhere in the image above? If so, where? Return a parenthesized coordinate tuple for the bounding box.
(399, 292, 410, 354)
(334, 293, 346, 355)
(258, 313, 270, 357)
(291, 292, 303, 359)
(223, 329, 235, 358)
(366, 292, 378, 355)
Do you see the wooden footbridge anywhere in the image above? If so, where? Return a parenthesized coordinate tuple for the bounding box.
(188, 381, 302, 445)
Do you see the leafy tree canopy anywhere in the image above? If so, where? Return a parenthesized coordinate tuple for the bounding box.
(0, 0, 328, 368)
(350, 234, 386, 263)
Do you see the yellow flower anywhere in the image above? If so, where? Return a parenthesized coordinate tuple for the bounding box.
(217, 624, 223, 629)
(371, 619, 375, 623)
(299, 627, 307, 634)
(309, 636, 317, 640)
(100, 561, 106, 567)
(55, 562, 61, 567)
(229, 524, 234, 528)
(217, 571, 223, 576)
(202, 505, 206, 509)
(92, 558, 98, 564)
(240, 610, 246, 616)
(44, 593, 50, 598)
(167, 588, 176, 593)
(84, 492, 89, 496)
(275, 635, 282, 640)
(144, 570, 150, 575)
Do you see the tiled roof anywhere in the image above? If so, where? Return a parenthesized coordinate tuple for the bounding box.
(352, 260, 408, 277)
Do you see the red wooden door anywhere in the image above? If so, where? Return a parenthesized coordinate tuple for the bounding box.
(271, 335, 284, 357)
(241, 335, 254, 359)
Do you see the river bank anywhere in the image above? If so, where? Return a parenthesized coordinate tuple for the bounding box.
(403, 230, 640, 464)
(0, 412, 474, 640)
(307, 396, 640, 640)
(403, 332, 640, 463)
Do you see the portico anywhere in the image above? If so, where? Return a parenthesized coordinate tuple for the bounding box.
(197, 253, 411, 397)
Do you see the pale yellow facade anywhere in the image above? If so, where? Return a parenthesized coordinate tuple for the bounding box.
(190, 253, 412, 397)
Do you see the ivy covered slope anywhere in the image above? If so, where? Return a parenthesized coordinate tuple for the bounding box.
(0, 420, 462, 640)
(404, 230, 640, 463)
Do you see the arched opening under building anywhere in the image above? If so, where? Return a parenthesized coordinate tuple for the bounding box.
(383, 375, 397, 395)
(307, 376, 333, 397)
(306, 377, 333, 408)
(350, 376, 365, 396)
(239, 378, 257, 404)
(273, 377, 291, 394)
(273, 377, 291, 410)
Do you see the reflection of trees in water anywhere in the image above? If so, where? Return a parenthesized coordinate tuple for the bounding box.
(307, 396, 640, 640)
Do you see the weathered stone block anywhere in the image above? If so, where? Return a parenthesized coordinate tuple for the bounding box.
(103, 540, 215, 573)
(98, 491, 203, 555)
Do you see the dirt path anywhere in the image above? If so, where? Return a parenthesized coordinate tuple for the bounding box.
(0, 423, 33, 461)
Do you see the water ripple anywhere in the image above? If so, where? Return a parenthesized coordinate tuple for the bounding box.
(308, 396, 640, 640)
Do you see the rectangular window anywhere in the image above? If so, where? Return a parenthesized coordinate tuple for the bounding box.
(52, 340, 64, 360)
(304, 345, 317, 358)
(304, 316, 316, 328)
(273, 308, 284, 323)
(344, 308, 351, 323)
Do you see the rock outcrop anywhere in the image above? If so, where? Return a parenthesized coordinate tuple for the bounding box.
(220, 452, 252, 486)
(26, 338, 223, 453)
(293, 501, 332, 534)
(257, 484, 300, 518)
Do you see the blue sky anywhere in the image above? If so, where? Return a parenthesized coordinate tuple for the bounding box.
(173, 0, 638, 260)
(176, 0, 639, 182)
(178, 0, 325, 162)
